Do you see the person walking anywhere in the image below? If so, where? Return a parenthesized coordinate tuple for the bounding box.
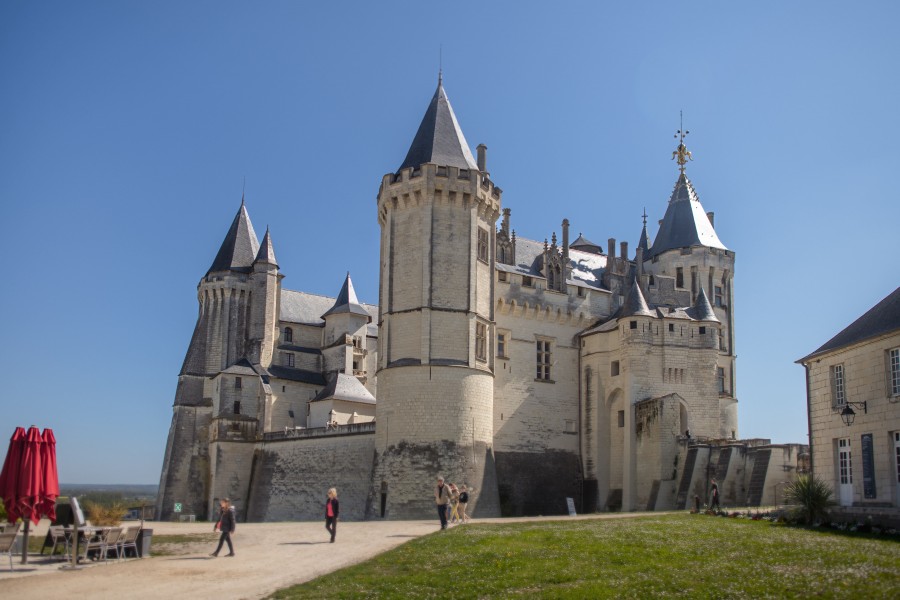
(709, 478, 721, 511)
(434, 476, 451, 530)
(210, 498, 236, 557)
(458, 484, 470, 522)
(449, 483, 461, 524)
(325, 487, 340, 543)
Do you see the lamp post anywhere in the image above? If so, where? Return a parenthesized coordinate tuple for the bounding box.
(839, 401, 867, 426)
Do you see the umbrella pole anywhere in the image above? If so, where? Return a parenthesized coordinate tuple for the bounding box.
(21, 519, 29, 564)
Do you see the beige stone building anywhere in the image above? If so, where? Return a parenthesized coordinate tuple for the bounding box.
(798, 287, 900, 520)
(157, 78, 805, 522)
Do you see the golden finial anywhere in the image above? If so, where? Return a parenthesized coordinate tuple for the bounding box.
(672, 110, 693, 173)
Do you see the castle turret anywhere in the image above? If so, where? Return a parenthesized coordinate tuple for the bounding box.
(157, 200, 263, 521)
(373, 76, 501, 518)
(321, 273, 371, 380)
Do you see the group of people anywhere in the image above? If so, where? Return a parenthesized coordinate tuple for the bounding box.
(210, 477, 473, 557)
(209, 487, 341, 557)
(434, 476, 470, 529)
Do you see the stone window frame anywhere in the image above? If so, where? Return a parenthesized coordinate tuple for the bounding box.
(475, 320, 488, 363)
(234, 377, 242, 389)
(714, 286, 724, 307)
(283, 326, 293, 343)
(888, 348, 900, 397)
(498, 270, 508, 282)
(535, 337, 554, 382)
(717, 366, 726, 395)
(676, 267, 684, 289)
(477, 226, 490, 264)
(522, 275, 534, 288)
(496, 329, 510, 359)
(830, 363, 846, 407)
(283, 352, 295, 368)
(233, 400, 241, 415)
(610, 360, 620, 377)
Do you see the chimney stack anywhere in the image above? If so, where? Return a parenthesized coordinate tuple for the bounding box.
(502, 208, 511, 235)
(706, 211, 715, 227)
(620, 241, 628, 261)
(562, 219, 570, 259)
(608, 238, 616, 260)
(477, 144, 487, 172)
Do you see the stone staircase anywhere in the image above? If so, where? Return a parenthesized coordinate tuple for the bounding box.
(746, 449, 771, 506)
(675, 447, 699, 509)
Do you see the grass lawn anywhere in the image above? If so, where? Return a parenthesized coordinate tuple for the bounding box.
(270, 514, 900, 599)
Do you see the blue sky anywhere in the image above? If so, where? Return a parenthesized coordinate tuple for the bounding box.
(1, 2, 898, 484)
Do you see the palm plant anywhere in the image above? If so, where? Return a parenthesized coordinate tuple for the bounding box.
(784, 474, 835, 524)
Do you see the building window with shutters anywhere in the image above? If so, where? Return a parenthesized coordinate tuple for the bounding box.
(831, 364, 846, 407)
(475, 321, 487, 362)
(477, 227, 489, 263)
(536, 339, 553, 381)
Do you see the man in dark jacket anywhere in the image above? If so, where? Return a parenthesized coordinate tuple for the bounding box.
(210, 498, 236, 557)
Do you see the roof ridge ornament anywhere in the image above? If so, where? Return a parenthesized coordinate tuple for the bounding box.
(672, 110, 693, 174)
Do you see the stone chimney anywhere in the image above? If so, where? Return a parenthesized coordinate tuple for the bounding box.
(477, 144, 487, 173)
(706, 211, 715, 227)
(502, 208, 511, 235)
(620, 241, 628, 261)
(608, 238, 616, 260)
(562, 219, 570, 260)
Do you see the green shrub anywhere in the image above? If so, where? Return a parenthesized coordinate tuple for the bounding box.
(0, 498, 6, 522)
(785, 474, 835, 524)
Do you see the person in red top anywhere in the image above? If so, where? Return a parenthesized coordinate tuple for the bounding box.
(325, 488, 339, 543)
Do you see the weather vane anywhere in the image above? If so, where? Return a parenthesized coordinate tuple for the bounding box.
(672, 110, 693, 173)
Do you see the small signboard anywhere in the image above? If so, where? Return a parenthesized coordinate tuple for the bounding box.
(861, 433, 877, 499)
(174, 502, 183, 513)
(566, 497, 577, 516)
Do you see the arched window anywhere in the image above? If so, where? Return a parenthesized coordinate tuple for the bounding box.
(284, 327, 293, 343)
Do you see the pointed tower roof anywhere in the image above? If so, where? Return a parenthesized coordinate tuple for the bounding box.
(397, 76, 478, 172)
(648, 172, 727, 258)
(254, 227, 278, 267)
(689, 287, 719, 322)
(207, 201, 260, 274)
(570, 233, 603, 254)
(637, 208, 651, 255)
(621, 279, 655, 318)
(322, 273, 371, 321)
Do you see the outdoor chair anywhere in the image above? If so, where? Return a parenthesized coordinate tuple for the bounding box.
(82, 527, 122, 563)
(118, 526, 141, 559)
(0, 531, 18, 571)
(46, 525, 70, 560)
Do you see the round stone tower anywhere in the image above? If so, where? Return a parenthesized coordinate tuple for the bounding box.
(372, 77, 501, 519)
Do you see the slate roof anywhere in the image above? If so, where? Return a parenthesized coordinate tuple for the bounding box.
(311, 372, 376, 405)
(397, 77, 478, 172)
(570, 234, 603, 254)
(267, 365, 326, 386)
(799, 286, 900, 362)
(255, 228, 278, 267)
(207, 202, 260, 274)
(280, 289, 378, 327)
(621, 280, 655, 317)
(637, 222, 651, 254)
(322, 274, 371, 321)
(648, 173, 726, 259)
(508, 236, 609, 290)
(688, 288, 719, 323)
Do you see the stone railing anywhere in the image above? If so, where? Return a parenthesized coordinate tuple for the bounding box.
(262, 421, 376, 441)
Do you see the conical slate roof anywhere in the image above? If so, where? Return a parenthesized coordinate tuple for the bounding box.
(254, 227, 278, 267)
(322, 274, 371, 321)
(689, 287, 719, 322)
(398, 77, 478, 172)
(621, 279, 655, 318)
(207, 202, 260, 274)
(570, 233, 603, 254)
(637, 222, 651, 255)
(648, 173, 726, 258)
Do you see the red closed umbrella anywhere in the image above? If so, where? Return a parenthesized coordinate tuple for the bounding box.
(0, 427, 27, 522)
(17, 426, 44, 525)
(39, 429, 59, 521)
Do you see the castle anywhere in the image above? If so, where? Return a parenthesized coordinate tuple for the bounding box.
(157, 77, 806, 522)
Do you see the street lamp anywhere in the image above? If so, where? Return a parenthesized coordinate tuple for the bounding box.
(839, 401, 867, 426)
